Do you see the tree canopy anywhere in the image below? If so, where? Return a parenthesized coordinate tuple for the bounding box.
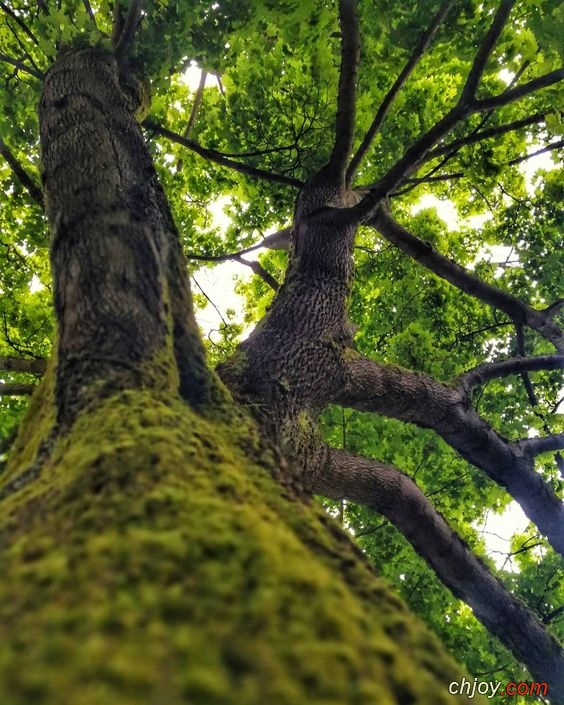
(0, 1, 563, 703)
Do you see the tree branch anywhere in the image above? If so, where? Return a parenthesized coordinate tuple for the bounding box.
(459, 355, 564, 390)
(184, 69, 207, 139)
(234, 256, 280, 292)
(0, 138, 44, 208)
(0, 357, 47, 374)
(515, 324, 539, 406)
(143, 120, 303, 188)
(460, 0, 515, 105)
(176, 69, 207, 172)
(474, 69, 564, 111)
(0, 2, 38, 45)
(333, 350, 564, 555)
(329, 0, 360, 178)
(0, 383, 36, 396)
(543, 605, 564, 625)
(423, 112, 549, 163)
(261, 226, 292, 250)
(113, 0, 143, 64)
(187, 227, 292, 264)
(519, 434, 564, 457)
(337, 1, 561, 224)
(346, 0, 453, 184)
(392, 140, 563, 195)
(309, 445, 564, 692)
(81, 0, 99, 30)
(0, 52, 43, 79)
(370, 207, 564, 352)
(507, 140, 564, 168)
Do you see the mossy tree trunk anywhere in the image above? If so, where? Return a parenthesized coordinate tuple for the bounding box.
(0, 47, 483, 705)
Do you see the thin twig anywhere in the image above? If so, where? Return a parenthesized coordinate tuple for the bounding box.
(424, 112, 548, 163)
(191, 276, 229, 328)
(0, 52, 43, 79)
(144, 119, 303, 188)
(0, 2, 38, 45)
(235, 255, 280, 291)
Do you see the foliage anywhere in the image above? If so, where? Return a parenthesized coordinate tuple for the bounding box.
(0, 1, 563, 701)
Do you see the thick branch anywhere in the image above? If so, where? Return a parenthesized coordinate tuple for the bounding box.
(309, 446, 564, 693)
(0, 138, 44, 208)
(329, 0, 360, 178)
(519, 435, 564, 456)
(113, 0, 142, 64)
(460, 0, 515, 104)
(0, 357, 47, 374)
(371, 208, 564, 352)
(144, 120, 303, 188)
(334, 351, 564, 555)
(0, 383, 35, 396)
(261, 226, 292, 250)
(459, 355, 564, 390)
(346, 0, 453, 184)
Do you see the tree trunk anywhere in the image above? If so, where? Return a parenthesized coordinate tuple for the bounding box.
(0, 48, 481, 704)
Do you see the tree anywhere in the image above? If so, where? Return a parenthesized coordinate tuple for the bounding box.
(0, 0, 563, 702)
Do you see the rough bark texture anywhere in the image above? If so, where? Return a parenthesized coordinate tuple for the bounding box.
(219, 166, 360, 477)
(39, 47, 222, 427)
(219, 168, 564, 694)
(312, 446, 564, 693)
(335, 353, 564, 556)
(0, 48, 482, 705)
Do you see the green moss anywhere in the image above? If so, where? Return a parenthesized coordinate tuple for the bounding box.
(0, 389, 482, 704)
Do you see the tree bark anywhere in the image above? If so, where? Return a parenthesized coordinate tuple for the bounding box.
(0, 47, 481, 705)
(309, 446, 564, 693)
